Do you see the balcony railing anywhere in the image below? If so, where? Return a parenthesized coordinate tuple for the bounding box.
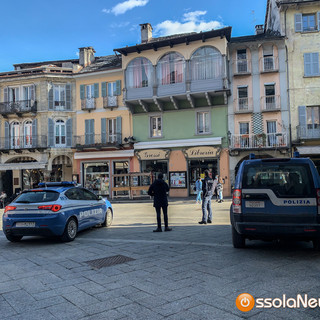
(0, 135, 47, 150)
(234, 97, 253, 113)
(53, 101, 67, 111)
(260, 56, 279, 72)
(103, 96, 118, 108)
(75, 133, 122, 148)
(297, 125, 320, 139)
(233, 59, 251, 75)
(0, 100, 37, 114)
(261, 95, 280, 111)
(230, 132, 288, 149)
(81, 98, 96, 110)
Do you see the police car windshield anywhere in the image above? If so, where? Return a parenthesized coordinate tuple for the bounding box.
(242, 163, 314, 197)
(15, 191, 59, 203)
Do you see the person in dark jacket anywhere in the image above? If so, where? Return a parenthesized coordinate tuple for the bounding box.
(148, 173, 172, 232)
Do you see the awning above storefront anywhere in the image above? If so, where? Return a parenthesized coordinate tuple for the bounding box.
(296, 146, 320, 155)
(134, 137, 222, 150)
(74, 149, 134, 160)
(0, 162, 47, 171)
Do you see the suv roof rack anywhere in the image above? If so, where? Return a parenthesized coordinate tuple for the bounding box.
(38, 181, 77, 188)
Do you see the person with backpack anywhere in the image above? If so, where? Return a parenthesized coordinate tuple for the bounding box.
(199, 169, 217, 225)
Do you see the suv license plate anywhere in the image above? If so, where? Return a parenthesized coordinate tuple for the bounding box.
(245, 201, 265, 208)
(16, 222, 35, 228)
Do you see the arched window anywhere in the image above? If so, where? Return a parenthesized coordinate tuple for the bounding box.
(190, 46, 223, 80)
(126, 58, 153, 89)
(157, 52, 185, 85)
(55, 120, 66, 147)
(24, 121, 32, 147)
(11, 121, 20, 148)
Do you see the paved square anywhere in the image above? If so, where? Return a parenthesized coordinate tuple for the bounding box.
(1, 199, 320, 319)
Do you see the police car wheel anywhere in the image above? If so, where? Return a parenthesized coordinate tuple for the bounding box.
(312, 239, 320, 251)
(6, 234, 23, 242)
(232, 225, 245, 248)
(61, 218, 78, 242)
(102, 208, 113, 227)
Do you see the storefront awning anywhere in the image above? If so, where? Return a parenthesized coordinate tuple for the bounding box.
(74, 149, 134, 160)
(0, 162, 47, 171)
(296, 146, 320, 155)
(134, 137, 222, 150)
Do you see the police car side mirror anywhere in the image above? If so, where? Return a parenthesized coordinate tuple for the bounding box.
(97, 196, 103, 201)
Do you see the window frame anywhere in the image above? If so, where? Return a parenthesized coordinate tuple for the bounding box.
(196, 110, 211, 135)
(149, 115, 162, 138)
(55, 119, 66, 147)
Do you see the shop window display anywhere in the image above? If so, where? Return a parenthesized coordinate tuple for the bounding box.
(84, 162, 110, 196)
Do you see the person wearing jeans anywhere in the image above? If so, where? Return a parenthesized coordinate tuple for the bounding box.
(195, 177, 202, 204)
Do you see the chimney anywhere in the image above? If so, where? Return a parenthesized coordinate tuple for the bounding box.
(79, 47, 95, 67)
(255, 25, 264, 35)
(140, 23, 153, 43)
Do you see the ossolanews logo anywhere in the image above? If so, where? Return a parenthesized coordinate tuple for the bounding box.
(236, 293, 320, 312)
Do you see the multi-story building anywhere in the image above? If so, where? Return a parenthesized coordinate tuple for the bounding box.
(73, 48, 135, 197)
(228, 26, 290, 183)
(266, 0, 320, 172)
(0, 58, 79, 196)
(115, 24, 232, 197)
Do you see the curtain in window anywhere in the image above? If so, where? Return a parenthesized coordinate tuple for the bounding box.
(133, 59, 142, 88)
(127, 58, 152, 89)
(158, 53, 185, 85)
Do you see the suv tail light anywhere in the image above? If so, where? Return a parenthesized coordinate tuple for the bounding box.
(38, 204, 62, 212)
(317, 189, 320, 215)
(232, 189, 242, 213)
(4, 206, 16, 213)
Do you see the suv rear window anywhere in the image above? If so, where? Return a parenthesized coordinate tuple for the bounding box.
(242, 162, 315, 197)
(14, 191, 59, 203)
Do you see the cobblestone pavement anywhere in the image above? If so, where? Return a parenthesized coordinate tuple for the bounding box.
(1, 200, 320, 319)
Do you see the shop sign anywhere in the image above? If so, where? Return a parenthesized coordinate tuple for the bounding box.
(184, 146, 220, 159)
(135, 149, 170, 160)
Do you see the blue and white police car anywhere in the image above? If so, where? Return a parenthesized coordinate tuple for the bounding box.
(2, 182, 113, 242)
(231, 154, 320, 250)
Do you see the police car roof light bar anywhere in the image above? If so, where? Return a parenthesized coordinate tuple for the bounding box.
(249, 153, 255, 160)
(293, 151, 300, 158)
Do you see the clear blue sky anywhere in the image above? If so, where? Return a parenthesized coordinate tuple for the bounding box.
(0, 0, 267, 72)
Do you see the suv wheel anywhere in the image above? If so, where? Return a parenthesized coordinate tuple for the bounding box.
(312, 238, 320, 251)
(232, 225, 246, 248)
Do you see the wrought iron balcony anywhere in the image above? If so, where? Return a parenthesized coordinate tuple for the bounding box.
(233, 59, 251, 75)
(0, 100, 37, 115)
(261, 95, 280, 111)
(260, 56, 279, 72)
(0, 135, 47, 151)
(75, 133, 122, 150)
(297, 125, 320, 140)
(81, 98, 96, 111)
(234, 97, 253, 113)
(103, 96, 118, 108)
(229, 132, 288, 149)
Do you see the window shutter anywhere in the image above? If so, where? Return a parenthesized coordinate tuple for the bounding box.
(101, 118, 107, 143)
(94, 83, 99, 98)
(32, 119, 38, 147)
(116, 116, 122, 144)
(80, 84, 85, 100)
(298, 106, 307, 137)
(318, 12, 320, 31)
(312, 52, 319, 75)
(304, 53, 311, 76)
(66, 118, 72, 147)
(115, 80, 121, 95)
(4, 121, 9, 149)
(85, 119, 95, 144)
(295, 13, 303, 32)
(48, 83, 54, 110)
(48, 118, 54, 147)
(3, 87, 8, 102)
(16, 87, 20, 101)
(30, 85, 35, 101)
(101, 82, 107, 97)
(66, 83, 71, 110)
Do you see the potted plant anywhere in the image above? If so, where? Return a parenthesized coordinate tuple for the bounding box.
(254, 133, 266, 147)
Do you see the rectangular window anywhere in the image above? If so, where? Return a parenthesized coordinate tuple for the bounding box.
(303, 14, 316, 32)
(9, 87, 19, 102)
(267, 121, 277, 146)
(197, 112, 210, 134)
(53, 85, 66, 109)
(307, 106, 320, 129)
(150, 116, 162, 137)
(265, 84, 276, 110)
(237, 49, 248, 73)
(238, 87, 248, 110)
(304, 53, 319, 76)
(239, 122, 249, 148)
(108, 118, 117, 143)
